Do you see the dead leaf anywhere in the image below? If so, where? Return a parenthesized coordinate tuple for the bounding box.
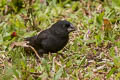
(102, 19, 112, 31)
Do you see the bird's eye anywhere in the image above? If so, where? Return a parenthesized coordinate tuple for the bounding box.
(64, 23, 70, 28)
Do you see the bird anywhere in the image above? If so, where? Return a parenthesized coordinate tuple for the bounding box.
(25, 20, 76, 54)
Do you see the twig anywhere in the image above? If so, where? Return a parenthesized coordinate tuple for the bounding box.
(28, 45, 41, 60)
(10, 41, 41, 60)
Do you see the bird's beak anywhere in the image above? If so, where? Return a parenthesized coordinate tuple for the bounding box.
(67, 24, 76, 32)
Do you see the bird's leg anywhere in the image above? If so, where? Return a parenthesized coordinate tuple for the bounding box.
(48, 52, 52, 60)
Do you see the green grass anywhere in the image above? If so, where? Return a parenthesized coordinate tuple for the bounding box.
(0, 0, 120, 79)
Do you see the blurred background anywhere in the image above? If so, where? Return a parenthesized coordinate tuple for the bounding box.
(0, 0, 120, 80)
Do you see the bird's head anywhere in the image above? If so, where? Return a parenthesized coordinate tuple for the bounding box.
(50, 20, 76, 37)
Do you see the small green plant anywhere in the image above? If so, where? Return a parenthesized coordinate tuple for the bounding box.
(0, 0, 120, 79)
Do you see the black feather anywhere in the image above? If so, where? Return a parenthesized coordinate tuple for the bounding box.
(25, 20, 76, 54)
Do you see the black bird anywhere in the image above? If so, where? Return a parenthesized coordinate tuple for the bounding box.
(25, 20, 76, 54)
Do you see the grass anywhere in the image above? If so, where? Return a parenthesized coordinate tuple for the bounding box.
(0, 0, 120, 79)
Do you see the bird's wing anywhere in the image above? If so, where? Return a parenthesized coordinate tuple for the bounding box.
(35, 30, 48, 45)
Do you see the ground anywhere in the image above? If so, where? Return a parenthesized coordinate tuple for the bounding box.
(0, 0, 120, 80)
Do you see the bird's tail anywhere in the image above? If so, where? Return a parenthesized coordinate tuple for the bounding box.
(24, 36, 37, 46)
(25, 37, 32, 41)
